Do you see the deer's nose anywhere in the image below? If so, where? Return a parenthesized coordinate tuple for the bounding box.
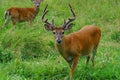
(57, 39, 61, 43)
(36, 4, 40, 7)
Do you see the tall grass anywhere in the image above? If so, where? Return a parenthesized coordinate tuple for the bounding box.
(0, 0, 120, 80)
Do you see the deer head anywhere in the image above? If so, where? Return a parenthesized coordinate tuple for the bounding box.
(32, 0, 43, 8)
(42, 4, 76, 44)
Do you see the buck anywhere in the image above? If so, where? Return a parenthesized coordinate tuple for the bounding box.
(42, 4, 101, 80)
(4, 0, 43, 26)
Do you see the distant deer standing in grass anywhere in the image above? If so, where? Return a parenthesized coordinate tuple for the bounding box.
(42, 4, 101, 80)
(4, 0, 43, 26)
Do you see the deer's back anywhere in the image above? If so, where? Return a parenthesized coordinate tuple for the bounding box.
(64, 25, 101, 55)
(7, 7, 36, 21)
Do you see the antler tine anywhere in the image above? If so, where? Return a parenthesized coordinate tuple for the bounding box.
(69, 4, 76, 20)
(62, 4, 76, 27)
(42, 10, 48, 22)
(41, 4, 53, 25)
(43, 4, 48, 13)
(42, 4, 48, 22)
(66, 4, 76, 25)
(62, 19, 66, 26)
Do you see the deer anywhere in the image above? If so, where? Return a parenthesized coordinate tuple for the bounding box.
(4, 0, 43, 26)
(41, 4, 101, 80)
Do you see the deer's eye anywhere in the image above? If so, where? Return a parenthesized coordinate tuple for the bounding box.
(62, 32, 64, 34)
(53, 32, 55, 34)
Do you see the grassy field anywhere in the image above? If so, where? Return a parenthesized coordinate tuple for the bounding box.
(0, 0, 120, 80)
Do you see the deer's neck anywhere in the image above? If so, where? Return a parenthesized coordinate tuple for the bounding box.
(55, 37, 68, 55)
(36, 7, 39, 14)
(33, 6, 40, 15)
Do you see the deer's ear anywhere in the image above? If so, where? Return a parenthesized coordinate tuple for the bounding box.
(44, 24, 53, 31)
(63, 23, 74, 30)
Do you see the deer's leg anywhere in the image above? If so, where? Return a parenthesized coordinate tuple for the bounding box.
(11, 18, 18, 25)
(29, 20, 32, 27)
(91, 49, 97, 66)
(4, 11, 10, 26)
(4, 17, 10, 26)
(69, 56, 79, 80)
(86, 55, 90, 65)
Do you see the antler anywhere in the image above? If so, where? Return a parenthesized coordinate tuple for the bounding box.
(41, 4, 54, 27)
(62, 4, 76, 28)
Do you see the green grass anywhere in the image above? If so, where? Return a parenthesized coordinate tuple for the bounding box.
(0, 0, 120, 80)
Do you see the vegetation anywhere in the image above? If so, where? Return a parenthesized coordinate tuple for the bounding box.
(0, 0, 120, 80)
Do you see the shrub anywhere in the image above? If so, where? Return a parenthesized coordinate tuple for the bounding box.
(111, 31, 120, 42)
(0, 45, 13, 63)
